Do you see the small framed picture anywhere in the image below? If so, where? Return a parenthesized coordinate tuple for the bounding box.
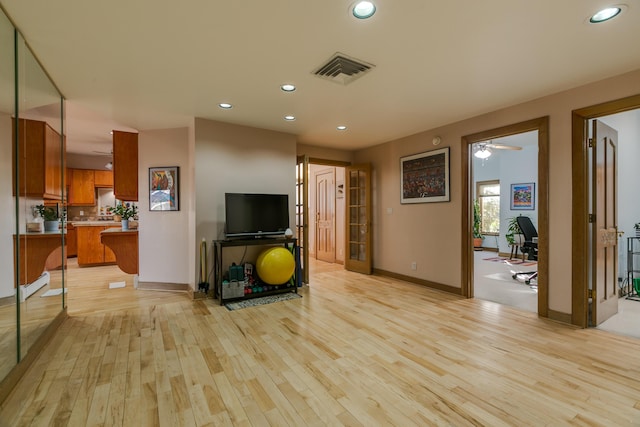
(149, 167, 179, 211)
(510, 182, 535, 210)
(400, 147, 450, 204)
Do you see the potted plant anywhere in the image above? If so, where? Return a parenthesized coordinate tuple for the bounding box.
(506, 216, 525, 246)
(35, 204, 60, 232)
(473, 199, 483, 249)
(635, 223, 640, 238)
(108, 202, 138, 230)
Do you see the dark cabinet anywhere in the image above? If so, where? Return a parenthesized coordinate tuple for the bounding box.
(113, 130, 138, 201)
(13, 118, 64, 200)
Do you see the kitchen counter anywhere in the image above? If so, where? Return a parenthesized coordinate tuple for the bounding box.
(71, 220, 121, 226)
(100, 229, 138, 274)
(13, 233, 64, 285)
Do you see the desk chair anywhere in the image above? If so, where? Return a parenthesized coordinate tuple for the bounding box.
(512, 216, 538, 285)
(516, 216, 538, 261)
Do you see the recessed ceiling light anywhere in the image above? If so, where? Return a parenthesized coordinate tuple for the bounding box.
(337, 125, 347, 131)
(589, 6, 622, 23)
(281, 84, 296, 92)
(352, 1, 376, 19)
(284, 115, 296, 121)
(218, 103, 233, 109)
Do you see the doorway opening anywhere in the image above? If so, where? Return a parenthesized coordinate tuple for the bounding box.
(573, 97, 640, 337)
(471, 132, 539, 313)
(571, 94, 640, 329)
(309, 164, 346, 265)
(461, 117, 549, 318)
(296, 157, 351, 283)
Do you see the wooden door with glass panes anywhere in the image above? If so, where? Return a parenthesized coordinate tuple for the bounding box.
(345, 164, 372, 274)
(296, 155, 309, 284)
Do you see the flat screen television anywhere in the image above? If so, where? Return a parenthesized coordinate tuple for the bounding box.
(225, 193, 289, 238)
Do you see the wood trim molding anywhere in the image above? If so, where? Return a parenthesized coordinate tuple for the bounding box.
(373, 268, 463, 296)
(571, 94, 640, 327)
(0, 309, 67, 406)
(137, 282, 189, 292)
(308, 158, 351, 167)
(461, 117, 550, 317)
(547, 308, 573, 325)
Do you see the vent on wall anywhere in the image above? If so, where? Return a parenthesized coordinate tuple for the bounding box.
(313, 52, 375, 85)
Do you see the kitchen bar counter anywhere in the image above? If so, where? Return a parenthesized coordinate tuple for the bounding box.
(100, 229, 139, 274)
(71, 220, 121, 226)
(13, 233, 63, 286)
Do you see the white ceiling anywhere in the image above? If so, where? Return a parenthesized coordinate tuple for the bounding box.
(1, 1, 639, 155)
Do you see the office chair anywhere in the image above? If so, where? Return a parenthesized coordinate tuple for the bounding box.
(512, 216, 538, 285)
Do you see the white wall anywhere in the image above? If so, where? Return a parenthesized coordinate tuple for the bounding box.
(138, 127, 192, 285)
(599, 110, 640, 280)
(194, 118, 297, 285)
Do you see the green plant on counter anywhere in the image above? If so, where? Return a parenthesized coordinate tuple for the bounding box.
(108, 202, 138, 220)
(35, 204, 59, 221)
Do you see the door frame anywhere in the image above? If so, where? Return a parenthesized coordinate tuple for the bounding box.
(299, 157, 350, 276)
(461, 117, 550, 318)
(571, 94, 640, 327)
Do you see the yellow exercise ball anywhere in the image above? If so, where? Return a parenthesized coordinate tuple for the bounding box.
(256, 247, 295, 285)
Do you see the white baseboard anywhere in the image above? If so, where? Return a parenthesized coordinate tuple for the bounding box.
(19, 271, 50, 302)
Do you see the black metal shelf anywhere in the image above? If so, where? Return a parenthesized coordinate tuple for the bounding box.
(213, 237, 300, 305)
(626, 237, 640, 299)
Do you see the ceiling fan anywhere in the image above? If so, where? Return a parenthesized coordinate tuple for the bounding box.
(474, 141, 522, 159)
(92, 149, 112, 156)
(92, 150, 113, 169)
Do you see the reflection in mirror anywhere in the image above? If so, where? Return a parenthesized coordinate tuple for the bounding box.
(15, 32, 65, 360)
(0, 7, 17, 384)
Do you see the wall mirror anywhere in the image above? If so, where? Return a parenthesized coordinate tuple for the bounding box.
(15, 30, 66, 361)
(0, 6, 17, 384)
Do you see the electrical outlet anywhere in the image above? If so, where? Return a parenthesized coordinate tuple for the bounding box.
(411, 262, 417, 270)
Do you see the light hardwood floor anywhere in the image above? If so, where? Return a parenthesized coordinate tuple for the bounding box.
(1, 260, 640, 426)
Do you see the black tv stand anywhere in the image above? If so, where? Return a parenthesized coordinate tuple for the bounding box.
(213, 237, 300, 305)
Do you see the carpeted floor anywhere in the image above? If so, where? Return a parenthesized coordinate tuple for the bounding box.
(225, 292, 301, 311)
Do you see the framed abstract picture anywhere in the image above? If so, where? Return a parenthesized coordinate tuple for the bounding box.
(149, 166, 179, 211)
(510, 182, 535, 210)
(400, 147, 450, 203)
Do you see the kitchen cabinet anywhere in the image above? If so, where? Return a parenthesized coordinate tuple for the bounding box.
(113, 130, 138, 201)
(94, 170, 114, 187)
(12, 118, 64, 200)
(66, 224, 77, 257)
(76, 224, 119, 266)
(67, 169, 95, 206)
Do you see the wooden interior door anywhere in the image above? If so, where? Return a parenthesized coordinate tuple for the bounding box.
(296, 155, 309, 284)
(345, 163, 372, 274)
(591, 119, 619, 326)
(316, 168, 336, 263)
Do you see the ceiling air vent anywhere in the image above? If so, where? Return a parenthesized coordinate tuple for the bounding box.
(313, 52, 374, 85)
